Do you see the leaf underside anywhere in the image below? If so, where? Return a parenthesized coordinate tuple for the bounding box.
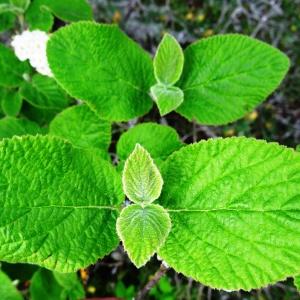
(0, 135, 124, 272)
(158, 137, 300, 291)
(177, 34, 290, 125)
(117, 204, 171, 267)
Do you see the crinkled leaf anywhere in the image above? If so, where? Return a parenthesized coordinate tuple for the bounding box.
(0, 43, 29, 88)
(0, 270, 22, 300)
(20, 74, 70, 110)
(1, 89, 22, 117)
(0, 135, 124, 272)
(50, 104, 111, 151)
(153, 33, 184, 85)
(122, 144, 163, 204)
(177, 34, 290, 125)
(158, 137, 300, 290)
(47, 22, 155, 121)
(151, 83, 184, 116)
(117, 122, 183, 165)
(0, 117, 43, 139)
(117, 204, 171, 267)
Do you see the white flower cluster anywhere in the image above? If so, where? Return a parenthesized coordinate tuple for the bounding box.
(11, 30, 53, 77)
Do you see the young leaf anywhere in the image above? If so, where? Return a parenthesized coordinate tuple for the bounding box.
(0, 43, 29, 88)
(294, 275, 300, 292)
(0, 270, 22, 300)
(150, 83, 184, 116)
(0, 135, 124, 272)
(122, 144, 163, 204)
(177, 34, 290, 125)
(1, 89, 22, 117)
(20, 74, 70, 110)
(0, 117, 43, 139)
(117, 122, 183, 165)
(158, 137, 300, 291)
(117, 204, 171, 267)
(50, 104, 111, 151)
(47, 22, 155, 121)
(154, 33, 184, 85)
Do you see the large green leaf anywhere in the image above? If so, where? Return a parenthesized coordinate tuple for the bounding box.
(26, 0, 92, 31)
(20, 74, 70, 110)
(158, 137, 300, 290)
(117, 204, 171, 267)
(49, 104, 111, 151)
(122, 144, 163, 205)
(153, 33, 184, 85)
(0, 43, 29, 88)
(47, 22, 155, 121)
(0, 135, 124, 272)
(117, 122, 183, 165)
(0, 270, 22, 300)
(177, 34, 290, 125)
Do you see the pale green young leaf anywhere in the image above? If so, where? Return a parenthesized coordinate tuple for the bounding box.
(0, 136, 124, 272)
(0, 43, 29, 88)
(122, 144, 163, 204)
(0, 270, 22, 300)
(47, 22, 155, 121)
(0, 117, 43, 139)
(158, 137, 300, 291)
(294, 275, 300, 292)
(117, 204, 171, 267)
(154, 33, 184, 85)
(177, 34, 290, 125)
(117, 122, 183, 165)
(150, 83, 184, 116)
(49, 104, 111, 151)
(20, 74, 70, 110)
(1, 89, 22, 117)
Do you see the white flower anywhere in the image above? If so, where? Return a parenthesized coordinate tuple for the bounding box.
(11, 30, 53, 77)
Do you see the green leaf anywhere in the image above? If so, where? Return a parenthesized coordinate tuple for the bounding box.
(122, 144, 163, 205)
(0, 0, 16, 33)
(49, 104, 111, 151)
(1, 89, 22, 117)
(0, 117, 43, 139)
(117, 122, 183, 165)
(117, 204, 171, 267)
(153, 33, 184, 85)
(20, 74, 70, 110)
(0, 135, 124, 272)
(294, 275, 300, 292)
(177, 34, 290, 125)
(158, 137, 300, 290)
(0, 3, 22, 14)
(26, 0, 92, 31)
(150, 83, 184, 116)
(296, 145, 300, 152)
(0, 43, 29, 88)
(47, 22, 155, 121)
(9, 0, 30, 12)
(0, 270, 22, 300)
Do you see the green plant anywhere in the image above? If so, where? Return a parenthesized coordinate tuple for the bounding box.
(0, 19, 300, 299)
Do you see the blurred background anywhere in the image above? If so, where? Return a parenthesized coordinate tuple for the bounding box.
(1, 0, 300, 299)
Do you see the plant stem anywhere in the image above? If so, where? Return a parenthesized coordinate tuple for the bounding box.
(135, 263, 169, 300)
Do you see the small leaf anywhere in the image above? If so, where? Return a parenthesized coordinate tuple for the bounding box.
(151, 83, 184, 116)
(9, 0, 30, 12)
(117, 204, 171, 267)
(122, 144, 163, 204)
(154, 33, 184, 85)
(1, 89, 22, 117)
(0, 0, 16, 33)
(294, 275, 300, 292)
(0, 270, 22, 300)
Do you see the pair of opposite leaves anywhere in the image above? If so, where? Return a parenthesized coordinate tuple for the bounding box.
(46, 21, 290, 125)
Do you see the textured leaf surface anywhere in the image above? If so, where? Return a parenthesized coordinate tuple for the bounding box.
(117, 204, 171, 267)
(123, 144, 163, 204)
(0, 136, 124, 272)
(50, 104, 111, 151)
(20, 74, 70, 110)
(177, 34, 290, 125)
(0, 117, 43, 139)
(0, 270, 22, 300)
(0, 43, 29, 87)
(47, 22, 155, 121)
(151, 83, 184, 116)
(117, 122, 183, 165)
(294, 275, 300, 292)
(153, 33, 184, 85)
(1, 89, 22, 117)
(158, 137, 300, 290)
